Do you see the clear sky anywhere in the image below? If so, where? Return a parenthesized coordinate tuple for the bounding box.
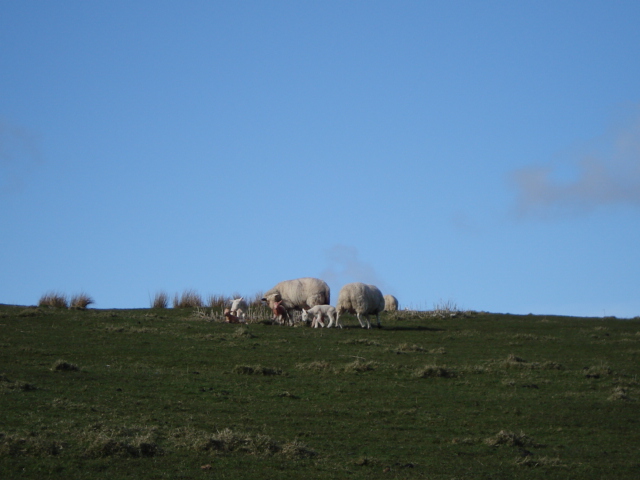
(2, 1, 639, 317)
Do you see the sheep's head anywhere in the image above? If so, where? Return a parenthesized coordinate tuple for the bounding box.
(230, 297, 244, 310)
(262, 293, 282, 305)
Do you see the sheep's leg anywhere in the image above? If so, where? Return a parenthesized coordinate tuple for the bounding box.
(315, 313, 325, 328)
(356, 313, 367, 329)
(376, 312, 381, 328)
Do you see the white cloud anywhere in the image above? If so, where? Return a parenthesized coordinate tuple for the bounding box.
(508, 116, 640, 218)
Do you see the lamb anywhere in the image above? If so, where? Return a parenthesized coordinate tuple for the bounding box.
(384, 294, 399, 311)
(332, 282, 385, 329)
(230, 297, 248, 320)
(302, 304, 337, 328)
(269, 299, 290, 326)
(223, 308, 242, 324)
(261, 277, 330, 322)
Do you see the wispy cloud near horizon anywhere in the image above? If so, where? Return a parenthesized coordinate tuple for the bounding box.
(508, 115, 640, 219)
(320, 244, 390, 294)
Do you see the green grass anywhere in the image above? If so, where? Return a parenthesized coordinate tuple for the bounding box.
(1, 304, 640, 479)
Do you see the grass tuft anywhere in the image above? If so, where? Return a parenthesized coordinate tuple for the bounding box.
(38, 292, 68, 308)
(484, 430, 541, 448)
(414, 365, 455, 378)
(70, 292, 94, 310)
(151, 291, 169, 309)
(173, 290, 203, 308)
(232, 365, 283, 376)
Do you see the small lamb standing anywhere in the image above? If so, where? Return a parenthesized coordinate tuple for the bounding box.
(230, 297, 248, 320)
(270, 299, 290, 325)
(383, 294, 399, 312)
(261, 277, 330, 322)
(302, 305, 337, 328)
(332, 282, 385, 329)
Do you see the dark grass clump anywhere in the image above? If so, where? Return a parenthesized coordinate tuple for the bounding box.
(0, 432, 64, 457)
(51, 359, 80, 372)
(0, 375, 37, 392)
(484, 430, 543, 448)
(232, 365, 283, 376)
(70, 292, 94, 310)
(414, 365, 455, 378)
(38, 292, 68, 309)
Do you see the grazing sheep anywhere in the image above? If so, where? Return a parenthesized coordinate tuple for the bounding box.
(332, 282, 385, 329)
(302, 305, 337, 328)
(261, 277, 330, 322)
(384, 294, 399, 312)
(230, 297, 248, 320)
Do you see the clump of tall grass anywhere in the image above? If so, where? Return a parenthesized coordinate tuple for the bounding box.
(151, 291, 169, 309)
(70, 292, 94, 310)
(232, 365, 283, 376)
(206, 294, 228, 309)
(296, 361, 332, 372)
(414, 365, 455, 378)
(484, 430, 541, 448)
(38, 292, 68, 309)
(173, 290, 203, 308)
(342, 359, 377, 373)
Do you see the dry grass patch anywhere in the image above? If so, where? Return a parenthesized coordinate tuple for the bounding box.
(151, 291, 169, 309)
(608, 386, 633, 401)
(38, 292, 68, 308)
(484, 430, 542, 448)
(70, 292, 94, 310)
(296, 361, 332, 372)
(342, 359, 377, 373)
(516, 456, 566, 468)
(173, 290, 203, 308)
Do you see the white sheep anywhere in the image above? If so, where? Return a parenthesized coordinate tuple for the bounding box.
(230, 297, 248, 320)
(332, 282, 385, 329)
(261, 277, 330, 323)
(383, 294, 399, 312)
(302, 304, 337, 328)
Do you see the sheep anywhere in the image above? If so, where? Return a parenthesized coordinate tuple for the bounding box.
(332, 282, 385, 329)
(261, 277, 330, 323)
(230, 297, 248, 320)
(302, 304, 337, 328)
(384, 294, 399, 312)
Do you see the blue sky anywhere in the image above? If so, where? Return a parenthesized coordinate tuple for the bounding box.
(2, 1, 639, 317)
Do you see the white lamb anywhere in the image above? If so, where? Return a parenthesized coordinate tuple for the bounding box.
(302, 305, 337, 328)
(230, 297, 248, 320)
(261, 277, 330, 323)
(332, 282, 385, 329)
(384, 294, 399, 312)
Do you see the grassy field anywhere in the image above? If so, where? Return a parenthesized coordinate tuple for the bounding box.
(1, 303, 639, 479)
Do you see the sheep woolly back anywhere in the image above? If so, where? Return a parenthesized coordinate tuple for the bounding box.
(384, 294, 399, 311)
(261, 277, 330, 310)
(337, 283, 385, 315)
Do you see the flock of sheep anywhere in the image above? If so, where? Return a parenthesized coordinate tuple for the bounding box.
(228, 277, 398, 329)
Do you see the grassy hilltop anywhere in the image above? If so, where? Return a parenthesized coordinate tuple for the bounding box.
(1, 304, 639, 479)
